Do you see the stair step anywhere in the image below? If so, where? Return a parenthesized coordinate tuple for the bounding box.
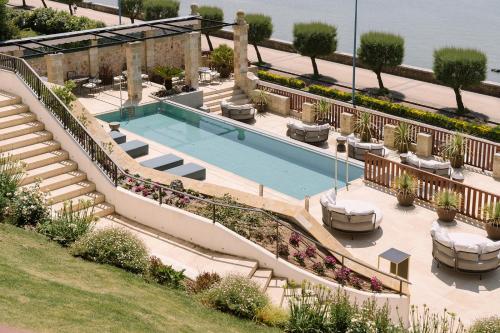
(266, 278, 288, 307)
(47, 181, 96, 204)
(203, 90, 243, 103)
(205, 94, 247, 107)
(251, 269, 273, 291)
(21, 150, 69, 170)
(0, 92, 21, 108)
(203, 86, 235, 97)
(21, 160, 78, 185)
(0, 104, 29, 118)
(0, 121, 44, 141)
(89, 202, 115, 218)
(0, 131, 52, 153)
(50, 191, 105, 213)
(30, 170, 87, 192)
(1, 140, 60, 160)
(0, 112, 36, 129)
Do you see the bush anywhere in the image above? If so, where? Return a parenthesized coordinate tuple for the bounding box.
(210, 44, 234, 79)
(146, 256, 185, 288)
(307, 84, 500, 142)
(23, 8, 104, 35)
(8, 184, 49, 227)
(52, 80, 76, 108)
(0, 154, 24, 220)
(246, 13, 273, 64)
(469, 316, 500, 333)
(121, 0, 142, 23)
(71, 227, 149, 273)
(187, 272, 221, 294)
(36, 200, 95, 246)
(255, 304, 289, 328)
(257, 70, 306, 89)
(143, 0, 179, 20)
(198, 6, 223, 51)
(201, 274, 269, 319)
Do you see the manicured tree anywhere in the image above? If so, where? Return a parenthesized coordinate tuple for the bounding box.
(121, 0, 143, 23)
(0, 0, 12, 41)
(41, 0, 48, 8)
(433, 47, 487, 114)
(143, 0, 179, 20)
(198, 6, 223, 52)
(246, 13, 273, 64)
(293, 22, 337, 77)
(58, 0, 83, 15)
(357, 31, 404, 93)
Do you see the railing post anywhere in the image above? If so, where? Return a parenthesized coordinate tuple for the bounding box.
(212, 203, 216, 224)
(158, 186, 163, 205)
(275, 222, 279, 259)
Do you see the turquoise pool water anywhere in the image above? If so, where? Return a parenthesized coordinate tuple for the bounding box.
(98, 102, 364, 199)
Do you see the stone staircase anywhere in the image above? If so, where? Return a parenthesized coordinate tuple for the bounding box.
(203, 86, 250, 113)
(0, 91, 288, 307)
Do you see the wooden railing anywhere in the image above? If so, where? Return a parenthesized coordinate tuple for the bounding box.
(257, 81, 499, 171)
(364, 153, 500, 221)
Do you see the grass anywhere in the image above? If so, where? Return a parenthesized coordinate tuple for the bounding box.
(0, 224, 281, 333)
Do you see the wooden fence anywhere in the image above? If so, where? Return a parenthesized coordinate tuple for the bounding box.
(257, 82, 499, 171)
(364, 153, 500, 221)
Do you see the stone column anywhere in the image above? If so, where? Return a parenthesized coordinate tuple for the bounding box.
(302, 102, 315, 124)
(145, 30, 155, 71)
(493, 153, 500, 179)
(340, 113, 354, 136)
(89, 39, 99, 78)
(416, 132, 433, 157)
(126, 41, 143, 102)
(233, 10, 248, 89)
(45, 53, 65, 85)
(184, 32, 200, 89)
(384, 124, 396, 149)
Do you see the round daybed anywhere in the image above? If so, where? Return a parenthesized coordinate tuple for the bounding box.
(220, 100, 256, 121)
(286, 122, 330, 144)
(320, 190, 383, 234)
(430, 221, 500, 277)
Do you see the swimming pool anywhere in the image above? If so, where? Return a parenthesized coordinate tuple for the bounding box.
(98, 102, 364, 199)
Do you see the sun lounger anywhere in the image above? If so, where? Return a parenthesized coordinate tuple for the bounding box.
(165, 163, 206, 180)
(119, 140, 149, 158)
(110, 130, 126, 144)
(140, 154, 184, 171)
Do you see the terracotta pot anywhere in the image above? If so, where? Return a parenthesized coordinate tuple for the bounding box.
(485, 223, 500, 240)
(397, 192, 415, 206)
(437, 207, 457, 222)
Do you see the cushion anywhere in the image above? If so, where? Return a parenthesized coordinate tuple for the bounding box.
(370, 143, 384, 150)
(481, 240, 500, 254)
(434, 229, 453, 248)
(327, 203, 346, 214)
(453, 238, 481, 254)
(320, 190, 336, 206)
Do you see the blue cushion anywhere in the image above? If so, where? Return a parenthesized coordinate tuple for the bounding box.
(166, 163, 206, 180)
(140, 154, 184, 171)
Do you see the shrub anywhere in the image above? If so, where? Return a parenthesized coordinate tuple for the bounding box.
(329, 291, 355, 333)
(293, 251, 306, 266)
(257, 70, 306, 89)
(312, 262, 325, 276)
(287, 284, 331, 332)
(71, 227, 149, 273)
(8, 184, 49, 227)
(434, 47, 487, 114)
(334, 267, 351, 285)
(370, 276, 382, 292)
(0, 154, 24, 220)
(121, 0, 143, 23)
(293, 22, 337, 76)
(143, 0, 179, 20)
(307, 84, 500, 142)
(210, 44, 233, 79)
(246, 13, 273, 64)
(305, 245, 316, 258)
(289, 231, 302, 247)
(255, 304, 289, 328)
(324, 256, 337, 269)
(358, 31, 404, 92)
(52, 80, 76, 108)
(469, 316, 500, 333)
(201, 274, 269, 319)
(277, 243, 290, 257)
(146, 256, 185, 288)
(23, 8, 104, 35)
(1, 0, 17, 41)
(187, 272, 221, 294)
(36, 200, 95, 246)
(198, 6, 223, 51)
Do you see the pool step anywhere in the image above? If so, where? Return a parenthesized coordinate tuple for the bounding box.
(0, 131, 53, 153)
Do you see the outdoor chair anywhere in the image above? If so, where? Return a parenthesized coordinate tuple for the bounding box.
(347, 134, 385, 161)
(406, 152, 451, 177)
(119, 140, 149, 158)
(165, 163, 206, 180)
(109, 130, 126, 144)
(140, 154, 184, 171)
(286, 121, 330, 144)
(220, 101, 256, 121)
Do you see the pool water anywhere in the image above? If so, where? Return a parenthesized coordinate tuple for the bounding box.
(98, 102, 364, 199)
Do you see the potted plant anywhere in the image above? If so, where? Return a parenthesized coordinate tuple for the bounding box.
(394, 122, 412, 153)
(433, 189, 461, 222)
(313, 99, 330, 125)
(210, 44, 234, 79)
(483, 203, 500, 240)
(393, 172, 417, 206)
(354, 112, 373, 142)
(153, 66, 183, 91)
(251, 89, 269, 113)
(441, 132, 466, 168)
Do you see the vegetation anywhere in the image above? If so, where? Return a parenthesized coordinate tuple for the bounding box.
(433, 47, 487, 114)
(433, 190, 461, 210)
(469, 316, 500, 333)
(198, 6, 224, 52)
(7, 184, 49, 227)
(57, 0, 83, 15)
(358, 31, 405, 92)
(143, 0, 179, 20)
(257, 70, 306, 89)
(71, 227, 149, 273)
(153, 65, 183, 90)
(313, 99, 330, 124)
(0, 154, 24, 220)
(393, 172, 417, 206)
(145, 256, 185, 288)
(210, 44, 234, 78)
(187, 272, 221, 294)
(394, 122, 412, 153)
(121, 0, 143, 23)
(52, 80, 77, 108)
(0, 0, 16, 41)
(201, 274, 269, 319)
(251, 89, 269, 113)
(354, 112, 373, 142)
(255, 304, 289, 328)
(0, 224, 280, 333)
(246, 14, 273, 64)
(483, 202, 500, 227)
(293, 22, 337, 77)
(441, 132, 466, 168)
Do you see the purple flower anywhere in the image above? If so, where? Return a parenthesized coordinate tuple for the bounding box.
(289, 232, 302, 247)
(293, 251, 306, 266)
(350, 275, 362, 289)
(324, 256, 337, 269)
(370, 276, 383, 292)
(335, 267, 351, 285)
(305, 246, 317, 258)
(312, 262, 325, 276)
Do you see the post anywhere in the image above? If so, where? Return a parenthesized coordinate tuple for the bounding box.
(125, 41, 143, 102)
(351, 0, 358, 107)
(304, 196, 310, 211)
(335, 149, 338, 194)
(118, 0, 122, 25)
(45, 53, 65, 85)
(184, 32, 201, 89)
(345, 153, 350, 190)
(158, 186, 163, 205)
(275, 222, 279, 258)
(259, 184, 264, 197)
(233, 10, 249, 90)
(212, 203, 216, 224)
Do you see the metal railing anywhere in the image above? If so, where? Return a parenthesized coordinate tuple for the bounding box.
(0, 53, 410, 294)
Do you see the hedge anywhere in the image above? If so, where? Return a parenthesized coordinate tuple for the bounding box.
(308, 84, 500, 142)
(257, 70, 306, 90)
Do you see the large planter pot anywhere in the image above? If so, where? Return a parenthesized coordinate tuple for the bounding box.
(450, 155, 464, 168)
(397, 192, 415, 206)
(485, 223, 500, 240)
(436, 207, 457, 222)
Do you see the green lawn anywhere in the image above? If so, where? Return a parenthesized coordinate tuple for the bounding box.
(0, 224, 281, 333)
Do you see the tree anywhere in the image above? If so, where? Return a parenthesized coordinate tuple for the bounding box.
(246, 13, 273, 64)
(41, 0, 47, 8)
(121, 0, 143, 23)
(357, 31, 404, 92)
(433, 47, 487, 114)
(293, 22, 337, 77)
(58, 0, 83, 15)
(198, 6, 223, 52)
(0, 0, 15, 41)
(143, 0, 178, 20)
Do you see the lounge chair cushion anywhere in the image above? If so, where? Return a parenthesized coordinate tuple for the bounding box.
(320, 189, 336, 206)
(482, 240, 500, 254)
(110, 130, 126, 144)
(166, 163, 206, 181)
(119, 140, 149, 158)
(140, 154, 184, 171)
